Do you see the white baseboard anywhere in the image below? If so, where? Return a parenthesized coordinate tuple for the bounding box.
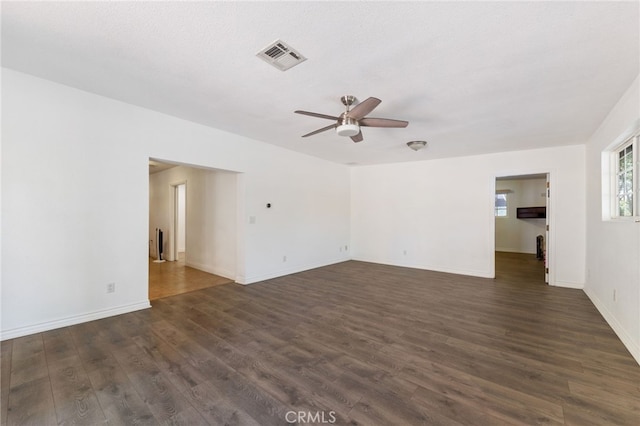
(584, 287, 640, 366)
(495, 248, 537, 254)
(1, 301, 151, 341)
(350, 256, 494, 279)
(242, 257, 350, 285)
(552, 280, 584, 289)
(185, 260, 235, 281)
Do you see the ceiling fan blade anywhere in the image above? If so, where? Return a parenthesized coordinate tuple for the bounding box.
(348, 97, 381, 120)
(359, 117, 409, 128)
(302, 123, 336, 137)
(295, 110, 340, 121)
(350, 131, 364, 143)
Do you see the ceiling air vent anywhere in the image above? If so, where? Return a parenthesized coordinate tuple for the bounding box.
(256, 39, 307, 71)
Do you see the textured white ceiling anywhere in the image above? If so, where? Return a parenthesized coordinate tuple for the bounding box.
(2, 1, 638, 165)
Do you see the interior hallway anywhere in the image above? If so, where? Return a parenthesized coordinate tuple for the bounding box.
(148, 253, 233, 300)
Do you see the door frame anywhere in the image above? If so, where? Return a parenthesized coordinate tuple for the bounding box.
(148, 157, 245, 286)
(493, 172, 553, 285)
(169, 180, 187, 262)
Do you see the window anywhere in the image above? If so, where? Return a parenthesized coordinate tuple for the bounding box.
(612, 135, 638, 218)
(495, 193, 508, 217)
(602, 119, 640, 221)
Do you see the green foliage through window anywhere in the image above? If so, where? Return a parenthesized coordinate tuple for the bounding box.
(616, 140, 635, 217)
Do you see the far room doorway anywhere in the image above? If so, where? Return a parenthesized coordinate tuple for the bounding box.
(175, 182, 186, 263)
(495, 173, 549, 284)
(148, 159, 237, 300)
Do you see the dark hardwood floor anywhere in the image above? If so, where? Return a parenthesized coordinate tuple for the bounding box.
(2, 253, 639, 425)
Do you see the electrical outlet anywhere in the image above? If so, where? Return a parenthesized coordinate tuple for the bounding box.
(107, 283, 115, 293)
(403, 250, 407, 255)
(283, 255, 287, 262)
(345, 245, 348, 251)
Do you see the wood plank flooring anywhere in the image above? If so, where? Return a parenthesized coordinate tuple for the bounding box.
(2, 253, 639, 425)
(148, 253, 233, 300)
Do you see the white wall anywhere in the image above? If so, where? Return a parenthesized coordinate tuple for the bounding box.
(585, 74, 640, 364)
(4, 67, 636, 365)
(149, 165, 238, 279)
(351, 145, 586, 287)
(495, 178, 547, 254)
(1, 69, 351, 339)
(188, 169, 237, 279)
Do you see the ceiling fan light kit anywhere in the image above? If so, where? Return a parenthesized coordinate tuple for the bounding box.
(407, 140, 427, 151)
(295, 95, 409, 143)
(336, 124, 360, 137)
(336, 116, 360, 137)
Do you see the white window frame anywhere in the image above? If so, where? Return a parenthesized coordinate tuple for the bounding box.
(612, 137, 637, 218)
(606, 121, 640, 221)
(495, 191, 509, 218)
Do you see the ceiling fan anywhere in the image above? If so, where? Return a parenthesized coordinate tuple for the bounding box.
(295, 95, 409, 143)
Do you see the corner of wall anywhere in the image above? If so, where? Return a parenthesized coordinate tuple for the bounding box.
(583, 287, 640, 365)
(552, 280, 584, 290)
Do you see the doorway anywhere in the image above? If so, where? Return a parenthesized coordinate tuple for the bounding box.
(172, 182, 186, 263)
(148, 159, 239, 300)
(495, 173, 549, 284)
